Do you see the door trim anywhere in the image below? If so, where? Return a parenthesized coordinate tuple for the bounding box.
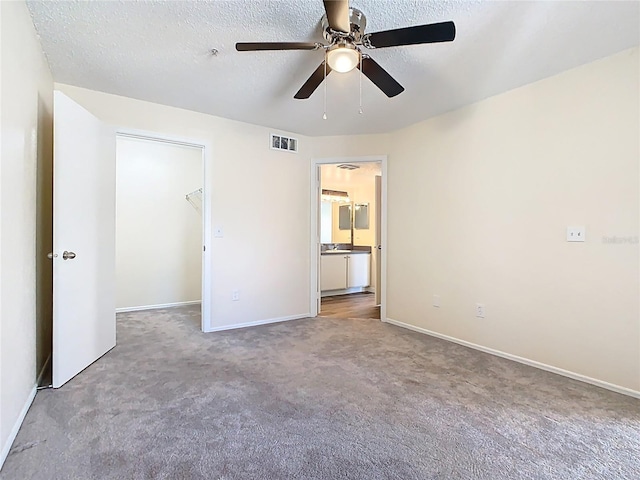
(115, 129, 213, 333)
(309, 155, 388, 321)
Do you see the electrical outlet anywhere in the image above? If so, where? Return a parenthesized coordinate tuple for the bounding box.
(566, 226, 585, 242)
(433, 295, 440, 308)
(476, 303, 485, 318)
(232, 290, 240, 301)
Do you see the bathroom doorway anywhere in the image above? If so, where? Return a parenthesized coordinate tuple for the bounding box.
(310, 156, 387, 321)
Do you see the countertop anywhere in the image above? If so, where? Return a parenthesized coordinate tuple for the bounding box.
(321, 250, 371, 255)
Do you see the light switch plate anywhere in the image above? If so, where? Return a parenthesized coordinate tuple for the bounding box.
(567, 226, 585, 242)
(432, 295, 440, 308)
(214, 226, 224, 238)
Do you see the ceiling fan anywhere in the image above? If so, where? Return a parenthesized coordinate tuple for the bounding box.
(235, 0, 456, 99)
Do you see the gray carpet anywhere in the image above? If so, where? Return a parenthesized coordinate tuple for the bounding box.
(2, 305, 639, 479)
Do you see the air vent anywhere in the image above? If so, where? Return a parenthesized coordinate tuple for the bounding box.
(271, 134, 298, 153)
(337, 164, 360, 170)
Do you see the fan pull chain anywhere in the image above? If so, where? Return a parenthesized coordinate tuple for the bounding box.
(359, 52, 363, 114)
(323, 50, 327, 120)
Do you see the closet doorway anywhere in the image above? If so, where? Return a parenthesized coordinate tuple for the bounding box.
(115, 134, 206, 330)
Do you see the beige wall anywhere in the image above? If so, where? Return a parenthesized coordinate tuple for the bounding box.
(57, 84, 312, 329)
(386, 47, 640, 392)
(116, 137, 202, 309)
(0, 0, 54, 465)
(311, 134, 390, 159)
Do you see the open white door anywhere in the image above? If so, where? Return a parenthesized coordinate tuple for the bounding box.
(374, 175, 382, 306)
(315, 165, 322, 315)
(52, 91, 116, 388)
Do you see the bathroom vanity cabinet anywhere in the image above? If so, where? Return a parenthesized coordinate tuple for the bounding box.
(320, 252, 370, 292)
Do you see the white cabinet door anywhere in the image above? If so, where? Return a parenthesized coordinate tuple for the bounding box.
(321, 255, 347, 290)
(348, 254, 371, 288)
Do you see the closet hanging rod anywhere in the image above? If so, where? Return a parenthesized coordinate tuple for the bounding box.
(185, 188, 203, 199)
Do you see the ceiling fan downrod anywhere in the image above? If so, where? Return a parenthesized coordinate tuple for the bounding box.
(323, 49, 328, 120)
(359, 51, 363, 115)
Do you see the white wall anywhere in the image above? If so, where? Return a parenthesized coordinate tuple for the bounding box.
(320, 201, 332, 243)
(0, 0, 53, 467)
(57, 84, 311, 330)
(387, 47, 640, 393)
(311, 134, 390, 160)
(116, 137, 202, 309)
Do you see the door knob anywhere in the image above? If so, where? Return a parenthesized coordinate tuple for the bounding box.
(47, 252, 58, 259)
(62, 251, 76, 260)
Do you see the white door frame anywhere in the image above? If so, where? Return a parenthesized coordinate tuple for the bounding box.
(115, 129, 213, 333)
(310, 155, 388, 321)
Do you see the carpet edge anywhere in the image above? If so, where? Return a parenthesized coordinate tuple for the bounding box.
(384, 317, 640, 400)
(205, 313, 310, 333)
(0, 384, 37, 471)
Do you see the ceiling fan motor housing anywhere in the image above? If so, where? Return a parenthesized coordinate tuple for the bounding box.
(322, 7, 367, 43)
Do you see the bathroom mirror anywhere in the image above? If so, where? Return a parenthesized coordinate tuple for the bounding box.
(339, 204, 351, 230)
(354, 203, 369, 229)
(320, 200, 352, 244)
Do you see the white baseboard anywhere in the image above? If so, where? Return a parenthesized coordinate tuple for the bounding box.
(204, 313, 310, 333)
(37, 354, 51, 387)
(384, 318, 640, 400)
(321, 287, 368, 298)
(116, 300, 201, 313)
(0, 385, 37, 470)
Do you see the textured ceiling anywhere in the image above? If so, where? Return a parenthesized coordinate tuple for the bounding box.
(27, 0, 640, 136)
(322, 162, 382, 188)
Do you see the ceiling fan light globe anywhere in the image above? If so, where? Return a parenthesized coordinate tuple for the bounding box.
(327, 47, 359, 73)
